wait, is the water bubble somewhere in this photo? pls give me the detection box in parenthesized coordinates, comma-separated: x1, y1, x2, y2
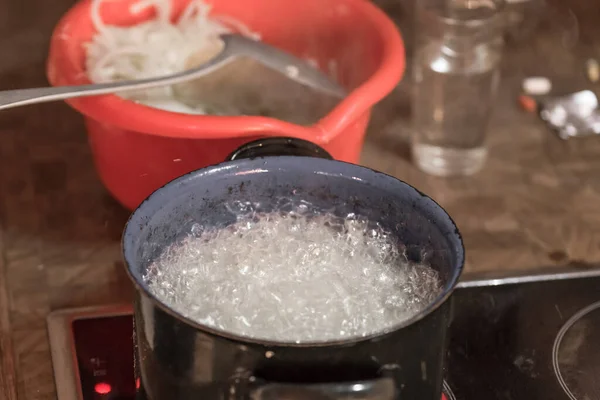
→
(190, 223, 203, 237)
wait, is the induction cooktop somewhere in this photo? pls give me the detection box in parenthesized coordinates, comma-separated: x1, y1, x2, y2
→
(48, 268, 600, 400)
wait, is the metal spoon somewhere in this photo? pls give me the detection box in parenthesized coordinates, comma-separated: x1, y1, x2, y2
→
(0, 34, 346, 111)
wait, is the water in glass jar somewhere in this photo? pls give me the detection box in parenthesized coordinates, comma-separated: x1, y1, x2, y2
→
(412, 40, 501, 176)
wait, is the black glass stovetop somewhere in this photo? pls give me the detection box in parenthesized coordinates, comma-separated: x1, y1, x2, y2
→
(48, 270, 600, 400)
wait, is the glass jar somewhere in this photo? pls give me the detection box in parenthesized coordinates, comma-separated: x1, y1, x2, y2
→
(411, 0, 506, 177)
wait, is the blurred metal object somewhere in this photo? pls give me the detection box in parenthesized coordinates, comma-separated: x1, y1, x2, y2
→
(540, 90, 600, 139)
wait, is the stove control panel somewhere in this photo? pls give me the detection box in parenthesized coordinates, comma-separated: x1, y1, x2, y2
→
(72, 316, 135, 400)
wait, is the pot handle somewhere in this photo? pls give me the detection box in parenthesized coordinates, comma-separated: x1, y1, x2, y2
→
(225, 137, 333, 161)
(250, 377, 396, 400)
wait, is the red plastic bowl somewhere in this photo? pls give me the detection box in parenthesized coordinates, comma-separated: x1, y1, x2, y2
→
(47, 0, 405, 210)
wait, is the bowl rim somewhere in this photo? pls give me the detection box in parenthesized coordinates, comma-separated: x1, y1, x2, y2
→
(46, 0, 405, 143)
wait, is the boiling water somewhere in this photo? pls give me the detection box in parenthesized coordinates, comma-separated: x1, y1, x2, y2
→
(144, 203, 442, 342)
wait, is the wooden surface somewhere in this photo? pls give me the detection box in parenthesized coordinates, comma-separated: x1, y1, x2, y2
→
(1, 0, 600, 398)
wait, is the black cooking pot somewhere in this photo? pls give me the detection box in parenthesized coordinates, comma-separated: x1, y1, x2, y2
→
(122, 138, 464, 400)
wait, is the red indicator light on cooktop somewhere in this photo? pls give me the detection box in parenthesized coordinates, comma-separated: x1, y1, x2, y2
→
(94, 382, 112, 395)
(442, 394, 448, 400)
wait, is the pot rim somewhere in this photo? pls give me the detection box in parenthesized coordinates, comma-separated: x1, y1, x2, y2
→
(122, 156, 465, 347)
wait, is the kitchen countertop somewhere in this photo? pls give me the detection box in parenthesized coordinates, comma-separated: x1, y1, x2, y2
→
(1, 0, 600, 398)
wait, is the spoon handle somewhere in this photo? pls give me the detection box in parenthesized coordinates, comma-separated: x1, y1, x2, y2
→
(0, 49, 238, 111)
(0, 74, 194, 111)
